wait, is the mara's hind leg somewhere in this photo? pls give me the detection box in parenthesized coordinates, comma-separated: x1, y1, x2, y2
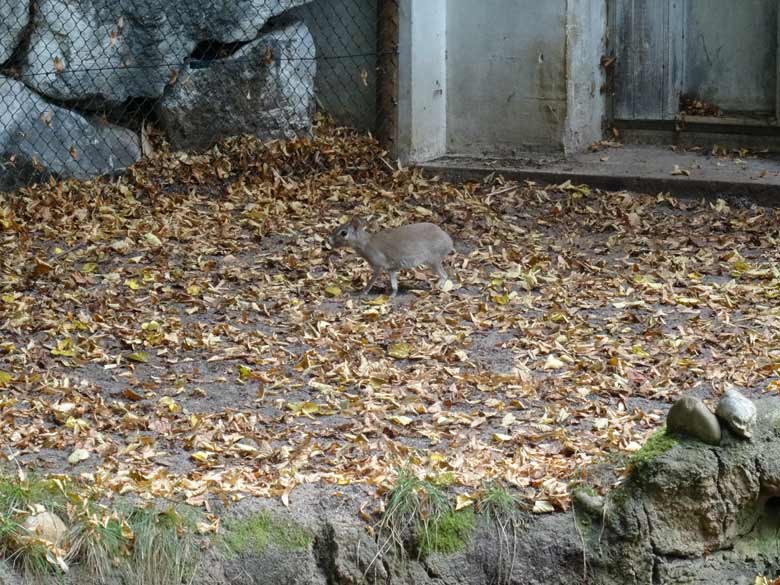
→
(430, 261, 449, 289)
(389, 272, 399, 297)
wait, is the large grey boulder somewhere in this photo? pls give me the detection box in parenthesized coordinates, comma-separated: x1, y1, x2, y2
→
(20, 0, 312, 104)
(0, 77, 140, 189)
(0, 0, 29, 65)
(159, 21, 316, 152)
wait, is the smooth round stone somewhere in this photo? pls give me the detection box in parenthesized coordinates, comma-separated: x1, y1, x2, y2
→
(716, 387, 757, 440)
(667, 396, 722, 445)
(20, 507, 68, 546)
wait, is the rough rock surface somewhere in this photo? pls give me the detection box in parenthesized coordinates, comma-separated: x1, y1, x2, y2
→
(666, 395, 722, 445)
(21, 0, 312, 103)
(0, 77, 140, 189)
(11, 401, 780, 585)
(159, 20, 316, 152)
(0, 0, 29, 65)
(579, 397, 780, 584)
(0, 561, 21, 585)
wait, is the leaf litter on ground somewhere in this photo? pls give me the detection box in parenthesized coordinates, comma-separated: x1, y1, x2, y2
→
(0, 122, 779, 514)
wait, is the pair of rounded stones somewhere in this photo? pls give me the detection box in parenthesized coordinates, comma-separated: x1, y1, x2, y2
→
(667, 388, 757, 445)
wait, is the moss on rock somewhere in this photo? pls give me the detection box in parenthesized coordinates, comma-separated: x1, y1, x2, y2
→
(629, 425, 678, 470)
(222, 511, 313, 557)
(418, 509, 475, 558)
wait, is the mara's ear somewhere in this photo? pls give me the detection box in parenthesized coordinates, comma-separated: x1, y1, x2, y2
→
(350, 217, 367, 230)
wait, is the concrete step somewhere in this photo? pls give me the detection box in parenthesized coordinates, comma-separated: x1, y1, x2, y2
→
(418, 144, 780, 204)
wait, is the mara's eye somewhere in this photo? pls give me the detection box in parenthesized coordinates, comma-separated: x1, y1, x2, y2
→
(339, 229, 348, 237)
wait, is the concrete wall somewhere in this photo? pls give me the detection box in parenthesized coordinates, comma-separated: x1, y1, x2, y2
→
(292, 0, 378, 131)
(685, 0, 777, 114)
(445, 0, 569, 155)
(395, 0, 606, 162)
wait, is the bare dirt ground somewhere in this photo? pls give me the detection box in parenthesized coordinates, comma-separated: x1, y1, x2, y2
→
(1, 127, 779, 513)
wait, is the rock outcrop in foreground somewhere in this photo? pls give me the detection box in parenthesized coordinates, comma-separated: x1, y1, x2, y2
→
(3, 398, 778, 585)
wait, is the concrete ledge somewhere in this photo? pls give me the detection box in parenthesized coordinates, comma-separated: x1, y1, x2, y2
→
(418, 144, 780, 205)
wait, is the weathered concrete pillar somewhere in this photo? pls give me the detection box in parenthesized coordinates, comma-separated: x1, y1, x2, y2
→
(396, 0, 447, 164)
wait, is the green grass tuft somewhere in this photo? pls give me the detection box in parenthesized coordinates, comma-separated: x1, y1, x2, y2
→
(479, 483, 519, 518)
(0, 474, 71, 581)
(69, 507, 130, 583)
(0, 473, 205, 585)
(377, 468, 472, 561)
(222, 511, 312, 556)
(118, 505, 200, 585)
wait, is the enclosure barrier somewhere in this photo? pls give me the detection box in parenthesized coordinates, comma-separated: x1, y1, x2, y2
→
(0, 0, 398, 190)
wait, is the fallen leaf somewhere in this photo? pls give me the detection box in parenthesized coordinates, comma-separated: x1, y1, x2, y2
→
(391, 415, 413, 426)
(324, 285, 342, 298)
(388, 343, 411, 359)
(67, 449, 90, 465)
(533, 500, 555, 514)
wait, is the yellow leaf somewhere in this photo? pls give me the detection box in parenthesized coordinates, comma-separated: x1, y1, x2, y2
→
(521, 271, 539, 291)
(141, 320, 161, 331)
(533, 500, 555, 514)
(186, 284, 202, 296)
(158, 396, 179, 413)
(363, 295, 389, 306)
(144, 232, 162, 247)
(0, 371, 12, 385)
(543, 355, 565, 370)
(492, 432, 513, 443)
(191, 451, 211, 463)
(391, 415, 413, 426)
(324, 285, 342, 298)
(440, 279, 454, 292)
(51, 338, 77, 357)
(127, 351, 148, 363)
(238, 365, 253, 380)
(67, 449, 90, 465)
(124, 278, 141, 290)
(288, 401, 320, 416)
(674, 296, 699, 306)
(81, 262, 97, 273)
(1, 294, 15, 303)
(765, 380, 780, 393)
(65, 417, 89, 432)
(388, 342, 411, 359)
(492, 293, 510, 306)
(455, 494, 474, 511)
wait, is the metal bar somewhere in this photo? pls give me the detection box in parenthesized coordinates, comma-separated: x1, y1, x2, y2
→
(376, 0, 399, 157)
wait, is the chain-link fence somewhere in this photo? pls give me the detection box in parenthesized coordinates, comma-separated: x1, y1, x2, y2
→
(0, 0, 398, 191)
